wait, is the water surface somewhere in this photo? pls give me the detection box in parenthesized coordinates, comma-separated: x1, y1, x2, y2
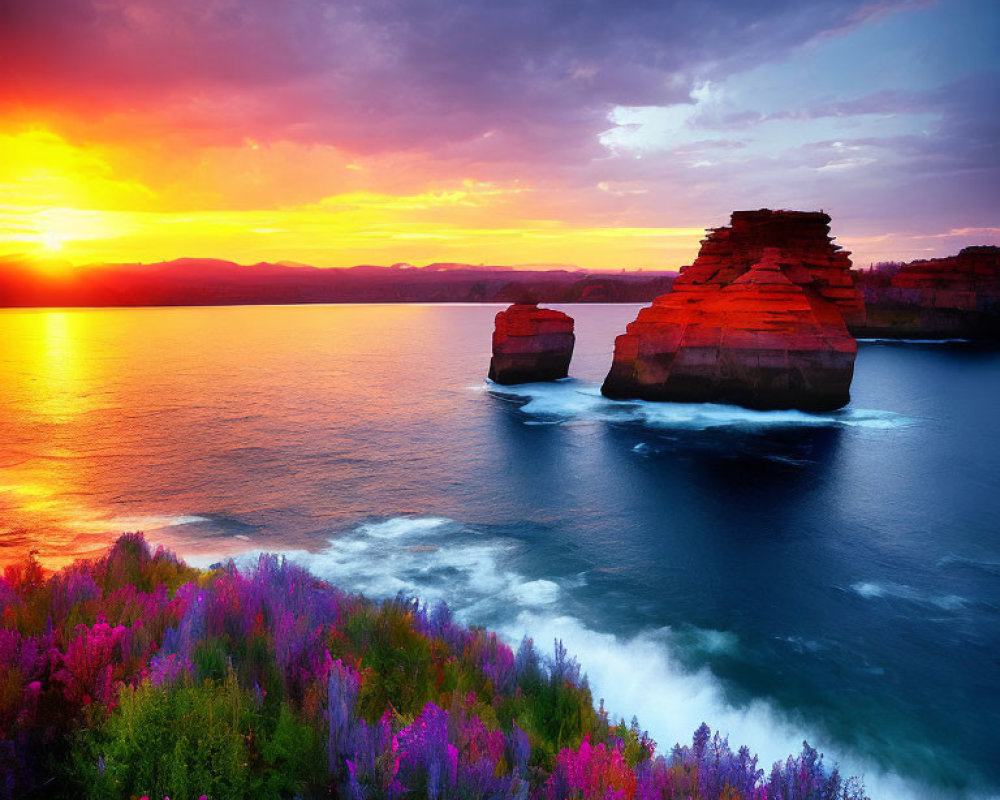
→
(1, 304, 998, 799)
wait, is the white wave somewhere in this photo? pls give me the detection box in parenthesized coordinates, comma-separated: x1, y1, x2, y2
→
(180, 516, 959, 800)
(852, 582, 887, 599)
(486, 380, 913, 431)
(851, 581, 967, 611)
(510, 578, 560, 606)
(506, 613, 963, 800)
(188, 516, 519, 615)
(110, 514, 211, 530)
(355, 517, 452, 540)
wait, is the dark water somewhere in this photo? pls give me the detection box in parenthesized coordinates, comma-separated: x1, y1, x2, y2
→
(1, 304, 998, 799)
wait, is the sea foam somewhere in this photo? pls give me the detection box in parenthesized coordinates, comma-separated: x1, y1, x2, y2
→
(850, 581, 968, 611)
(486, 380, 914, 431)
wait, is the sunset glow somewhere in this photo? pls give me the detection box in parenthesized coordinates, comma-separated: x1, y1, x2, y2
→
(1, 0, 997, 269)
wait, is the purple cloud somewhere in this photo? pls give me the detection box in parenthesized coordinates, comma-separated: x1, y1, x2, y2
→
(0, 0, 930, 157)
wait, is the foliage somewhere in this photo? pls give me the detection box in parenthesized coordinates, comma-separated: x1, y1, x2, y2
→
(68, 671, 324, 800)
(0, 534, 870, 800)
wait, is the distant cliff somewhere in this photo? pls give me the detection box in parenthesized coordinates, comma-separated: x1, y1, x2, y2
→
(852, 246, 1000, 339)
(0, 256, 675, 307)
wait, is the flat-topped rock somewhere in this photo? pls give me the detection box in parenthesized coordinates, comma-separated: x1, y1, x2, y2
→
(676, 209, 864, 325)
(488, 303, 575, 384)
(602, 211, 861, 411)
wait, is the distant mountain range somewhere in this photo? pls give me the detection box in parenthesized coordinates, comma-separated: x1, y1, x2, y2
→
(0, 256, 677, 307)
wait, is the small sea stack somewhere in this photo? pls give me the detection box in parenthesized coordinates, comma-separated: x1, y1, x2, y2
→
(488, 302, 575, 384)
(602, 209, 861, 411)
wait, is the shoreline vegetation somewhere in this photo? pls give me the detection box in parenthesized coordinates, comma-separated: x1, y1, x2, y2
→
(1, 534, 869, 800)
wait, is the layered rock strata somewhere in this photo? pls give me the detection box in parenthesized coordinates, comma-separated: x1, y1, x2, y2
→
(488, 303, 575, 384)
(854, 246, 1000, 339)
(602, 210, 860, 410)
(674, 209, 864, 325)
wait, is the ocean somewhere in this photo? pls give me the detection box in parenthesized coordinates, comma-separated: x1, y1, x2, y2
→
(1, 303, 998, 799)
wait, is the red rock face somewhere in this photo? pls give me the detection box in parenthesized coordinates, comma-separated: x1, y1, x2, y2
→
(677, 210, 864, 325)
(489, 303, 575, 384)
(890, 246, 1000, 291)
(603, 211, 861, 411)
(855, 246, 1000, 339)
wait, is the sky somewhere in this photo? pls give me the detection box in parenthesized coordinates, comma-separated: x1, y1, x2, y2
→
(0, 0, 997, 270)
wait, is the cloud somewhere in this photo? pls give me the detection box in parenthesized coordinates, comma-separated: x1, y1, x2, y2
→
(0, 0, 927, 158)
(840, 226, 1000, 265)
(0, 0, 995, 267)
(927, 227, 1000, 239)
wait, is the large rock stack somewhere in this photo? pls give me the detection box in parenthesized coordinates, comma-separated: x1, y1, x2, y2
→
(488, 303, 575, 384)
(855, 246, 1000, 339)
(602, 210, 861, 411)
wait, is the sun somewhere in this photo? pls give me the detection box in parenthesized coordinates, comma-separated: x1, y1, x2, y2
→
(40, 231, 65, 251)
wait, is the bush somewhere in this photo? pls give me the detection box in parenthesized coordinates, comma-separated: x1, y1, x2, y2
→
(68, 671, 324, 800)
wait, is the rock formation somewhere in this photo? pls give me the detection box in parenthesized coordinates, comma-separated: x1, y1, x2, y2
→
(489, 303, 575, 384)
(853, 246, 1000, 339)
(672, 209, 865, 324)
(602, 210, 861, 411)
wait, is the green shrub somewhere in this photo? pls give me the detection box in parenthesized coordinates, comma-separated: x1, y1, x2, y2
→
(345, 602, 436, 722)
(67, 672, 324, 800)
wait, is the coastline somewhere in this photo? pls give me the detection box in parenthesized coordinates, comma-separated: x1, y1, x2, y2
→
(1, 533, 870, 800)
